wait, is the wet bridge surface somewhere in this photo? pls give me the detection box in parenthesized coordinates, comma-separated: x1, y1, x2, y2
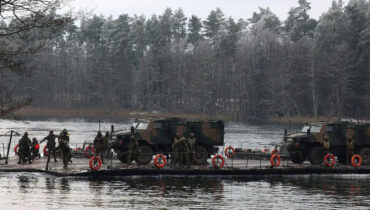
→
(0, 156, 369, 177)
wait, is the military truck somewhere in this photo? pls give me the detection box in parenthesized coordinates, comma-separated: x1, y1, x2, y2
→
(111, 118, 224, 164)
(285, 121, 370, 165)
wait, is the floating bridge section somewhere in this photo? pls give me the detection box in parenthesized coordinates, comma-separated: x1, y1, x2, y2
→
(0, 156, 369, 177)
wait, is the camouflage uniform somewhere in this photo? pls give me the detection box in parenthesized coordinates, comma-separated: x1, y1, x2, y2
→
(179, 137, 191, 167)
(94, 131, 106, 164)
(171, 136, 181, 165)
(346, 138, 354, 164)
(40, 131, 58, 162)
(18, 132, 32, 164)
(31, 138, 41, 159)
(188, 133, 198, 163)
(59, 139, 71, 169)
(59, 129, 70, 143)
(103, 131, 110, 158)
(128, 135, 139, 165)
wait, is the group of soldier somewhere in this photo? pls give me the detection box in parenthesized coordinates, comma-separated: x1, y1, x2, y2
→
(124, 127, 199, 167)
(17, 129, 72, 169)
(172, 132, 197, 167)
(93, 131, 110, 164)
(323, 136, 355, 164)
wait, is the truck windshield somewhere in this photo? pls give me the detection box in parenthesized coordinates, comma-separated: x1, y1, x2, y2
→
(136, 122, 149, 130)
(300, 125, 321, 133)
(131, 122, 138, 129)
(300, 126, 310, 133)
(310, 126, 321, 133)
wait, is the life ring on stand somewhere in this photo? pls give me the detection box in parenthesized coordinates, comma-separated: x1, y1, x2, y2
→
(323, 153, 335, 167)
(74, 147, 82, 152)
(35, 144, 40, 149)
(89, 156, 102, 170)
(154, 154, 167, 168)
(43, 145, 48, 156)
(270, 154, 281, 167)
(212, 154, 225, 168)
(351, 154, 362, 168)
(224, 146, 235, 159)
(14, 144, 19, 155)
(84, 145, 95, 158)
(271, 148, 279, 155)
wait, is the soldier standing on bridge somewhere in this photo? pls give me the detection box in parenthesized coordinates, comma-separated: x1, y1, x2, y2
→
(188, 133, 198, 163)
(323, 136, 330, 154)
(171, 132, 182, 166)
(18, 132, 32, 164)
(103, 131, 110, 159)
(127, 128, 139, 165)
(59, 138, 71, 169)
(94, 131, 106, 164)
(41, 130, 58, 162)
(346, 138, 354, 164)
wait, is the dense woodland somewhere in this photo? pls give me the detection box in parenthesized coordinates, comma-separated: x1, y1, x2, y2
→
(1, 0, 369, 120)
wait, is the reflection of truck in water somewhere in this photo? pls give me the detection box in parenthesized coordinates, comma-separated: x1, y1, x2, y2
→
(111, 118, 224, 164)
(285, 121, 370, 165)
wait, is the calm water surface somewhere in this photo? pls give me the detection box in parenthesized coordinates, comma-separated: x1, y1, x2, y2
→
(0, 119, 367, 209)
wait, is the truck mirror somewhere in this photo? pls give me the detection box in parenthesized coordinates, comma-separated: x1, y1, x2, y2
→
(307, 128, 311, 135)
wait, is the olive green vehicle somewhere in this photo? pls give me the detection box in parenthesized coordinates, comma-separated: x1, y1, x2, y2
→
(111, 118, 224, 164)
(285, 121, 370, 165)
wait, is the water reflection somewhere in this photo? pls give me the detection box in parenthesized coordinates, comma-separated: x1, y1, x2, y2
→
(60, 177, 70, 192)
(0, 173, 369, 209)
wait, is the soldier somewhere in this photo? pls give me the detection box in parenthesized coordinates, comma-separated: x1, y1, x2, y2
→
(94, 131, 106, 164)
(18, 132, 32, 164)
(59, 129, 70, 143)
(40, 130, 58, 162)
(188, 133, 198, 163)
(127, 132, 139, 165)
(323, 137, 330, 154)
(59, 139, 72, 169)
(171, 132, 182, 166)
(346, 138, 354, 164)
(31, 138, 41, 159)
(179, 137, 191, 168)
(103, 131, 110, 158)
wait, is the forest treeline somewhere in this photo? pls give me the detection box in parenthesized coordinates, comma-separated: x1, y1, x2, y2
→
(4, 0, 370, 120)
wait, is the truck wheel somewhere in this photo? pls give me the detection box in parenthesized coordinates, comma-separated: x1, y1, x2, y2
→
(194, 146, 208, 165)
(308, 146, 324, 165)
(360, 147, 370, 165)
(117, 152, 128, 163)
(289, 151, 305, 163)
(137, 145, 153, 164)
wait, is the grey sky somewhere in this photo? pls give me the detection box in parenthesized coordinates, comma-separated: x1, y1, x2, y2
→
(72, 0, 344, 21)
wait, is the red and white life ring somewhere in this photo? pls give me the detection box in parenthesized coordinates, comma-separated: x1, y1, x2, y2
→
(324, 153, 335, 167)
(351, 154, 362, 168)
(14, 144, 19, 155)
(212, 154, 225, 168)
(89, 156, 102, 170)
(84, 145, 95, 158)
(43, 145, 48, 156)
(224, 146, 236, 159)
(270, 154, 281, 167)
(154, 154, 167, 168)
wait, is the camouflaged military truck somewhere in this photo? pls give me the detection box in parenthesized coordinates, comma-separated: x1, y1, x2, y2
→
(285, 121, 370, 165)
(111, 118, 224, 164)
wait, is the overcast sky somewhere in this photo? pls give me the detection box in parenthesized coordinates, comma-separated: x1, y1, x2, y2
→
(72, 0, 347, 21)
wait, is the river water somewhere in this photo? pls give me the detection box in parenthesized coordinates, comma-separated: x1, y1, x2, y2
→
(0, 119, 369, 209)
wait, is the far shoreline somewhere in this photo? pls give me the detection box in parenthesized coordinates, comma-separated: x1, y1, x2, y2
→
(6, 107, 350, 125)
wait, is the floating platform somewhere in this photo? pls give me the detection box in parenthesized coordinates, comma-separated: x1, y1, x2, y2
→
(0, 156, 369, 177)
